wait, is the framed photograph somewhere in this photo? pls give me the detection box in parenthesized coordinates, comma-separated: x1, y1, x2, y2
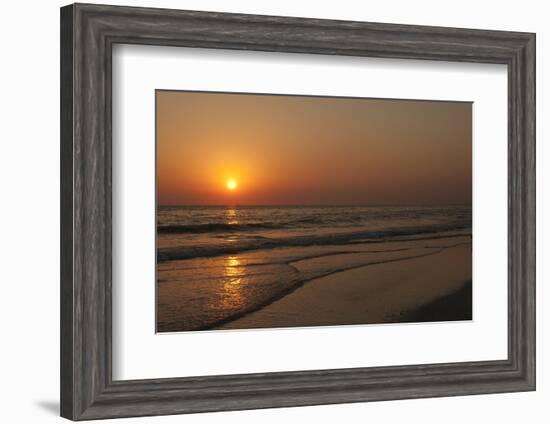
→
(60, 3, 535, 420)
(155, 91, 474, 333)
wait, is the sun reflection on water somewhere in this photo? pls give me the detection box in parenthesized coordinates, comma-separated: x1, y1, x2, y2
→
(226, 207, 238, 225)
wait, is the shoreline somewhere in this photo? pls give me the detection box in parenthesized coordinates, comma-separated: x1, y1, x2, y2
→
(157, 243, 455, 332)
(217, 242, 472, 330)
(185, 246, 458, 332)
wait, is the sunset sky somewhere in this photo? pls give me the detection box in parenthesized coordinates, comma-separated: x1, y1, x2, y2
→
(156, 91, 471, 206)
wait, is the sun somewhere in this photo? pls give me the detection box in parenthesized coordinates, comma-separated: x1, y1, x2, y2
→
(226, 179, 237, 191)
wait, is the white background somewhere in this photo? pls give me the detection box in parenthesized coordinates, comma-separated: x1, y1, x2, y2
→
(113, 45, 508, 380)
(0, 0, 547, 423)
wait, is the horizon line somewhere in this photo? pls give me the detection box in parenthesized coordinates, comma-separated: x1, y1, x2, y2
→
(157, 203, 473, 208)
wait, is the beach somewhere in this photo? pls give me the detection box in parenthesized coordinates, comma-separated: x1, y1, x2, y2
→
(156, 205, 472, 332)
(219, 239, 471, 330)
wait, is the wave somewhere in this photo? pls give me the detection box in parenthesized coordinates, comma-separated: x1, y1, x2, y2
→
(157, 222, 471, 262)
(156, 215, 351, 234)
(158, 222, 286, 234)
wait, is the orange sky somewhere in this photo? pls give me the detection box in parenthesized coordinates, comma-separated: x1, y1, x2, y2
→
(156, 91, 471, 206)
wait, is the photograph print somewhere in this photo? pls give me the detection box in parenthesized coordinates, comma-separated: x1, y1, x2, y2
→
(156, 90, 472, 333)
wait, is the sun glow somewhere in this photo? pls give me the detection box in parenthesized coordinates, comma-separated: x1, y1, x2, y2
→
(226, 180, 237, 191)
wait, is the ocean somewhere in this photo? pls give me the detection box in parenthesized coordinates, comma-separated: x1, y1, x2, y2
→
(156, 205, 472, 332)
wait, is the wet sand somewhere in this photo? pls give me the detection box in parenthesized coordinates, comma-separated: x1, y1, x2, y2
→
(218, 242, 472, 330)
(402, 280, 472, 323)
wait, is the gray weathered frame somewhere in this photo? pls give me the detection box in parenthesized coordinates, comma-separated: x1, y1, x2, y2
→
(60, 3, 536, 421)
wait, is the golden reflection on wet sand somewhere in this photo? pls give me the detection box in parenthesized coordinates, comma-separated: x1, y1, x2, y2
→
(219, 256, 246, 311)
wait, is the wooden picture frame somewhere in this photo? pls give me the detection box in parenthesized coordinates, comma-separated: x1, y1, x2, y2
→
(60, 3, 535, 420)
